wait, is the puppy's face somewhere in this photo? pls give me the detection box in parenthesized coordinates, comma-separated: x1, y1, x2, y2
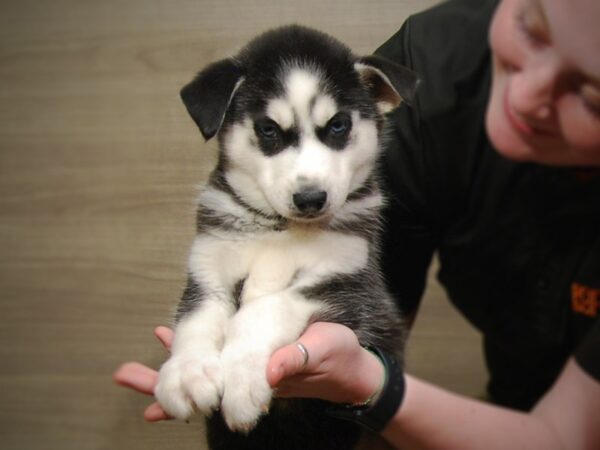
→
(181, 26, 419, 224)
(222, 67, 380, 222)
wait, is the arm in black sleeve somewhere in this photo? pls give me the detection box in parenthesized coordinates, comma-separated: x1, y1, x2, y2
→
(379, 105, 438, 319)
(575, 318, 600, 382)
(375, 17, 440, 318)
(375, 0, 497, 317)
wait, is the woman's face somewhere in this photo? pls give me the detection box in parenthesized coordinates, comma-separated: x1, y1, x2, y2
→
(486, 0, 600, 166)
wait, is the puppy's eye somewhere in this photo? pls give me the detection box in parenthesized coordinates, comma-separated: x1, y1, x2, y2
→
(254, 120, 280, 140)
(327, 114, 351, 136)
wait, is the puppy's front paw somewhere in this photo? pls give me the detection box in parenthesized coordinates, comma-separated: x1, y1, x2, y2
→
(220, 352, 273, 433)
(155, 353, 223, 420)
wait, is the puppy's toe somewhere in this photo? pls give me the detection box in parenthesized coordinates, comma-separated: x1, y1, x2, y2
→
(155, 360, 194, 420)
(221, 362, 273, 432)
(155, 354, 223, 420)
(182, 356, 223, 415)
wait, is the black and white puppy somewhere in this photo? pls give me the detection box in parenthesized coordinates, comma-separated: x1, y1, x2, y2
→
(155, 25, 418, 450)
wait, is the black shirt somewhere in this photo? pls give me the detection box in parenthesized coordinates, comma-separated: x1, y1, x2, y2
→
(376, 0, 600, 410)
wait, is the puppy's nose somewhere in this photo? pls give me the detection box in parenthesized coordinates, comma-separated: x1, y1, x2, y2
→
(292, 190, 327, 214)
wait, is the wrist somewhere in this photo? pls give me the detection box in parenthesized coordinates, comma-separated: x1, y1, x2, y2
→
(351, 347, 386, 406)
(328, 346, 406, 433)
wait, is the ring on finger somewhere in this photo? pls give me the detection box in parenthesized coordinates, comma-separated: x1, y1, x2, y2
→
(295, 342, 309, 368)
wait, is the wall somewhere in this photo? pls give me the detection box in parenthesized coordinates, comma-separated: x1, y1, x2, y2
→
(0, 1, 485, 449)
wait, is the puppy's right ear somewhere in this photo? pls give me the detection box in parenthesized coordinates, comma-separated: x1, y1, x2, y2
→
(180, 59, 245, 141)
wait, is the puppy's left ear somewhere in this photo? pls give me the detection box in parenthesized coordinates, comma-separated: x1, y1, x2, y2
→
(355, 55, 420, 113)
(180, 58, 245, 141)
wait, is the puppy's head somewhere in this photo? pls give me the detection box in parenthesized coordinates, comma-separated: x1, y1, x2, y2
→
(182, 25, 418, 222)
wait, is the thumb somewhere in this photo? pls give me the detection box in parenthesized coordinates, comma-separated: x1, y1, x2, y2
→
(266, 341, 309, 388)
(266, 322, 344, 388)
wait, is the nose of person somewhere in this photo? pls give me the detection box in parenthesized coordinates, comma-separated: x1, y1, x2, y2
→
(510, 60, 557, 122)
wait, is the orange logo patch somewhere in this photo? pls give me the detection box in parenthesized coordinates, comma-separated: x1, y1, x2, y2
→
(571, 283, 600, 318)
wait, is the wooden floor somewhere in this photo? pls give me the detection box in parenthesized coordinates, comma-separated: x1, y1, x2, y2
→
(0, 1, 486, 448)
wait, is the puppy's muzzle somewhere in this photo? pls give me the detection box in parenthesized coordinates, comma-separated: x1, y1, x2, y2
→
(292, 189, 328, 216)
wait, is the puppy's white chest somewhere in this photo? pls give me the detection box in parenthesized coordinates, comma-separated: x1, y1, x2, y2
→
(188, 228, 369, 302)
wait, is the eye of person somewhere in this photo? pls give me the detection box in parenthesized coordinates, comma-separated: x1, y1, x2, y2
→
(580, 83, 600, 116)
(516, 8, 549, 47)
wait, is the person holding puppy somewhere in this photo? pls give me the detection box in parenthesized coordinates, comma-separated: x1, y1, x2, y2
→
(115, 0, 600, 448)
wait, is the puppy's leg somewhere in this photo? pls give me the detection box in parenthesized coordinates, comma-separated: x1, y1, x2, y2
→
(220, 291, 321, 432)
(155, 277, 235, 420)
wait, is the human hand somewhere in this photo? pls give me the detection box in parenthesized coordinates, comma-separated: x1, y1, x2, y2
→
(114, 322, 384, 422)
(267, 322, 384, 405)
(113, 326, 173, 422)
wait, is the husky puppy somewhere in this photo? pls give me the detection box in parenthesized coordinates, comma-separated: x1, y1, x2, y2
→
(155, 25, 418, 450)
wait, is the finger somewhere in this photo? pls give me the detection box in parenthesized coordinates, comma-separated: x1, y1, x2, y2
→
(267, 343, 307, 387)
(113, 362, 158, 395)
(154, 326, 174, 351)
(144, 401, 172, 422)
(266, 324, 332, 387)
(272, 375, 319, 399)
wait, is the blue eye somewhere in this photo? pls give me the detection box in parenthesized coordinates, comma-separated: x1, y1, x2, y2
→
(255, 120, 280, 139)
(328, 114, 351, 136)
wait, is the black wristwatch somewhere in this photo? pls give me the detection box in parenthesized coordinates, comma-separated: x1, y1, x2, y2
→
(327, 346, 405, 433)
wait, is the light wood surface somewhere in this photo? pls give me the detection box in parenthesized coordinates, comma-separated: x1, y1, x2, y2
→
(0, 1, 486, 449)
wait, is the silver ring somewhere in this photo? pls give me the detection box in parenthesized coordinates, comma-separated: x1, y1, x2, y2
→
(296, 342, 309, 368)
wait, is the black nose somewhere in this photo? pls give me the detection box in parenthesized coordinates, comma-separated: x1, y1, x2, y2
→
(292, 190, 328, 214)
